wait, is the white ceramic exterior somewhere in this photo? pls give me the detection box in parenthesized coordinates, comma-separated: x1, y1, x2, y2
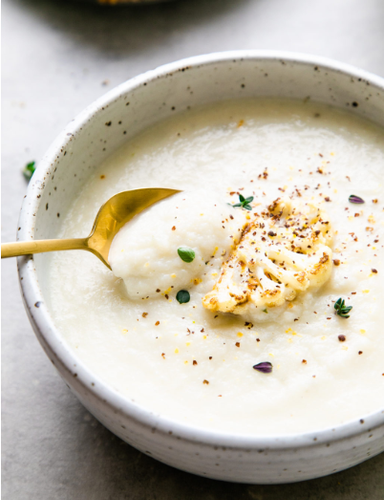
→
(17, 51, 384, 484)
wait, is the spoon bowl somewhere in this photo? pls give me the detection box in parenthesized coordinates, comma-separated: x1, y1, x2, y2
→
(1, 187, 180, 268)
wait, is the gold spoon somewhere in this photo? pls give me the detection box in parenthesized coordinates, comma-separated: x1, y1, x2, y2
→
(1, 187, 180, 270)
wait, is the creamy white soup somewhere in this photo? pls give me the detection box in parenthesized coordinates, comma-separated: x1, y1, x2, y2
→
(48, 99, 384, 435)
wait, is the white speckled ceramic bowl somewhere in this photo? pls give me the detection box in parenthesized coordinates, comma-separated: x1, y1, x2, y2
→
(18, 51, 384, 484)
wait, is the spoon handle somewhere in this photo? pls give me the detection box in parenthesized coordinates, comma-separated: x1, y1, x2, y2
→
(1, 238, 88, 258)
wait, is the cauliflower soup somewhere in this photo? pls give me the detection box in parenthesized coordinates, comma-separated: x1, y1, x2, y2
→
(48, 98, 384, 435)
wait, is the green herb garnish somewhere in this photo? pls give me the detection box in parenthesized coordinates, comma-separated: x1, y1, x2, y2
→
(177, 246, 195, 263)
(262, 308, 268, 313)
(176, 290, 190, 304)
(334, 298, 353, 318)
(233, 194, 254, 211)
(22, 161, 36, 181)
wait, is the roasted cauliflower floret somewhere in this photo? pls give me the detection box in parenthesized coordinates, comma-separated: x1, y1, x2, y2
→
(202, 198, 333, 316)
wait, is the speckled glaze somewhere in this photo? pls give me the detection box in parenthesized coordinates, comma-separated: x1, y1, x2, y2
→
(17, 52, 384, 484)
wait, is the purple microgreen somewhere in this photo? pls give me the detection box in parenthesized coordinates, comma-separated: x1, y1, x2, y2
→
(253, 361, 273, 374)
(348, 194, 365, 204)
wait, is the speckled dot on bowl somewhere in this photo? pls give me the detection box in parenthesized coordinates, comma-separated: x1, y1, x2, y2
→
(17, 51, 384, 484)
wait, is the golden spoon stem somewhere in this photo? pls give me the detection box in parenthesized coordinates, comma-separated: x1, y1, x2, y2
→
(1, 238, 89, 258)
(2, 187, 180, 269)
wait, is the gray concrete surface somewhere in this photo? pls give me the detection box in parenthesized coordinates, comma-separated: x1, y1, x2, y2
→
(2, 0, 384, 498)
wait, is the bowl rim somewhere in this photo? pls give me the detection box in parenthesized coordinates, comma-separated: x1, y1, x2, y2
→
(18, 50, 384, 450)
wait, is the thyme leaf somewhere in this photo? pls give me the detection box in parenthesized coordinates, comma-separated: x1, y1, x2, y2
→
(233, 194, 254, 211)
(22, 161, 36, 181)
(334, 297, 353, 318)
(176, 290, 190, 304)
(177, 246, 195, 263)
